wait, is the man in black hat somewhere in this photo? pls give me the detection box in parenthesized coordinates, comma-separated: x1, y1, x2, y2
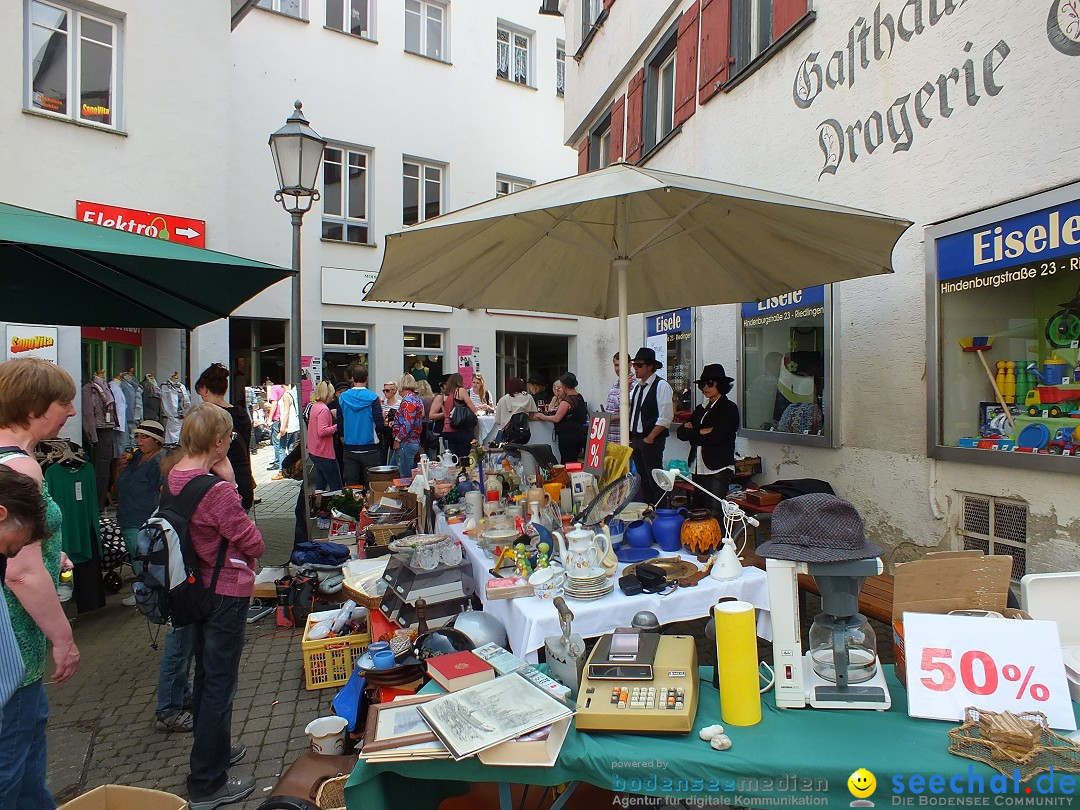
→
(628, 347, 674, 504)
(526, 373, 550, 410)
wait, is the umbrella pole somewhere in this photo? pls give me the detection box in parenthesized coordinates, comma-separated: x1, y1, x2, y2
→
(616, 258, 630, 447)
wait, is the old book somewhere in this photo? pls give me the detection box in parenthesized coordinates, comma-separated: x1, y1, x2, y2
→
(426, 650, 495, 692)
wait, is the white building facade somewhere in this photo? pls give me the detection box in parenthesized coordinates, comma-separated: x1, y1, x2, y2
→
(563, 0, 1080, 571)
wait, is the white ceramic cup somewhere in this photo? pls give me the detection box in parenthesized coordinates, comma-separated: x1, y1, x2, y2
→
(464, 490, 484, 519)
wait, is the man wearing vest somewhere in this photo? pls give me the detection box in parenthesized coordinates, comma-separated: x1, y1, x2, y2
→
(628, 347, 674, 505)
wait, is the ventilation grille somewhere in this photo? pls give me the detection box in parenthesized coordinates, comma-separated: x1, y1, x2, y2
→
(959, 494, 1028, 583)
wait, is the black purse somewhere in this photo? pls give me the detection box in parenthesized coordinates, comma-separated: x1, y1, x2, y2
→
(448, 392, 477, 431)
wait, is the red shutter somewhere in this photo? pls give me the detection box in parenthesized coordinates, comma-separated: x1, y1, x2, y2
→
(603, 0, 616, 8)
(625, 69, 645, 163)
(673, 1, 700, 127)
(609, 94, 626, 163)
(772, 0, 807, 41)
(698, 0, 731, 105)
(578, 136, 590, 174)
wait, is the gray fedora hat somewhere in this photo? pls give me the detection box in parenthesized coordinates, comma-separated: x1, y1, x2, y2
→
(756, 493, 881, 563)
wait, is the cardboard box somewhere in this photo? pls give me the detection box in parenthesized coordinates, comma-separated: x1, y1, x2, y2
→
(892, 551, 1029, 686)
(60, 785, 187, 810)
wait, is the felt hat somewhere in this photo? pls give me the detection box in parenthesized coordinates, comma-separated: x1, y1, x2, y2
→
(694, 364, 734, 384)
(133, 420, 165, 443)
(526, 373, 548, 386)
(632, 347, 663, 370)
(756, 493, 881, 563)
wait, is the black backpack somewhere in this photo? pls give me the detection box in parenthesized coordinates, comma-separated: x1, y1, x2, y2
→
(133, 474, 228, 627)
(503, 411, 532, 445)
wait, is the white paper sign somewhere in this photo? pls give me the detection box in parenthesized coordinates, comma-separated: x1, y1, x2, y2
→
(6, 324, 58, 363)
(903, 612, 1076, 730)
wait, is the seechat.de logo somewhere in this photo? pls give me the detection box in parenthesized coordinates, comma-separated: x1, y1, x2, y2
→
(849, 768, 877, 807)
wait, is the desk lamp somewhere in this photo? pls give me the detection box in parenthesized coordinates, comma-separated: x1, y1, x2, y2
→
(651, 467, 758, 581)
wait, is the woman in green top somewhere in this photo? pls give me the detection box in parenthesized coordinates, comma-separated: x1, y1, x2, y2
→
(0, 358, 81, 810)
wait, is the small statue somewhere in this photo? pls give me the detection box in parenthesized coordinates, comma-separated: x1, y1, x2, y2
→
(536, 541, 550, 569)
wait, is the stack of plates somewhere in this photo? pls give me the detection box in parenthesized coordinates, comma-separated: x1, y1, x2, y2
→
(564, 570, 614, 601)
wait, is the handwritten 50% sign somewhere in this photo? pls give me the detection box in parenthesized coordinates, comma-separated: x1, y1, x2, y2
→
(903, 613, 1077, 730)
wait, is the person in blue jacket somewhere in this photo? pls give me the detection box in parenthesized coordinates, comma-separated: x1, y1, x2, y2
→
(337, 364, 383, 486)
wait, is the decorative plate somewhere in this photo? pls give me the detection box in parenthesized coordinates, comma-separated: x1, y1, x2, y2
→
(623, 557, 698, 580)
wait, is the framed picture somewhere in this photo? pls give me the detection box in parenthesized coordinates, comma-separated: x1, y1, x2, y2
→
(361, 694, 440, 754)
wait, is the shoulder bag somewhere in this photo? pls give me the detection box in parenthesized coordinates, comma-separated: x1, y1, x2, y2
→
(448, 391, 478, 431)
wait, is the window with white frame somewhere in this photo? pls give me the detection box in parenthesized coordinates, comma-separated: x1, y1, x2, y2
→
(256, 0, 308, 19)
(26, 0, 122, 128)
(580, 0, 603, 41)
(730, 0, 775, 76)
(403, 330, 445, 381)
(403, 159, 443, 226)
(588, 112, 612, 170)
(405, 0, 447, 61)
(655, 51, 676, 142)
(322, 324, 369, 385)
(323, 145, 372, 244)
(642, 26, 678, 153)
(326, 0, 373, 37)
(496, 175, 533, 197)
(496, 24, 531, 86)
(556, 40, 565, 97)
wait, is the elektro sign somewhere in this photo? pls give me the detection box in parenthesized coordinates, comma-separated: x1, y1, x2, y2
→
(76, 201, 206, 248)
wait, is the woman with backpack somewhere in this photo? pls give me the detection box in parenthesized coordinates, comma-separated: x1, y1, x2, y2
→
(531, 372, 589, 463)
(0, 358, 80, 810)
(429, 373, 478, 463)
(166, 403, 263, 810)
(493, 377, 537, 443)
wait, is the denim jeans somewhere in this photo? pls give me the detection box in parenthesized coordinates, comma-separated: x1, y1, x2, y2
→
(0, 679, 54, 810)
(121, 527, 142, 576)
(397, 442, 420, 478)
(188, 595, 248, 800)
(156, 624, 194, 717)
(270, 420, 282, 466)
(311, 454, 342, 491)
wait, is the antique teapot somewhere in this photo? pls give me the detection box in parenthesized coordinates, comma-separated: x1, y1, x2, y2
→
(554, 523, 613, 578)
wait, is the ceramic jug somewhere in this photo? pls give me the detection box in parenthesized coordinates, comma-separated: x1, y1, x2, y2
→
(596, 524, 619, 576)
(440, 451, 459, 467)
(554, 524, 613, 577)
(652, 508, 688, 552)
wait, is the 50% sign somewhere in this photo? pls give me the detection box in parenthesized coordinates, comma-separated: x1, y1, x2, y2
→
(903, 613, 1076, 730)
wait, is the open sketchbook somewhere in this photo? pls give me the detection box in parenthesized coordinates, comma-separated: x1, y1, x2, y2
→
(418, 671, 574, 761)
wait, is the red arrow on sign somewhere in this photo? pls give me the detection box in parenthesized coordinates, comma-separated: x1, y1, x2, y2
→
(76, 200, 206, 248)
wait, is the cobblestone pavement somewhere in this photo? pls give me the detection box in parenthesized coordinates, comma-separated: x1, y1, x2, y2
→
(47, 443, 322, 808)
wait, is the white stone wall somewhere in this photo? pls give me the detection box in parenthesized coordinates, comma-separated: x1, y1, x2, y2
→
(565, 0, 1080, 569)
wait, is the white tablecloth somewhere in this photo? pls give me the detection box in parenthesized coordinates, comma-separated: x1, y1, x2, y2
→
(476, 414, 497, 443)
(436, 515, 771, 662)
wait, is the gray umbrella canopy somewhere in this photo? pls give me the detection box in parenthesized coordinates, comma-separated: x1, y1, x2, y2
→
(368, 163, 912, 442)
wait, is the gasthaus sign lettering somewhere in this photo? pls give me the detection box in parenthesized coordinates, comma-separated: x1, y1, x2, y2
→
(76, 201, 206, 248)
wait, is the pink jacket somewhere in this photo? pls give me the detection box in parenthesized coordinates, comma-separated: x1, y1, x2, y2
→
(167, 469, 264, 597)
(306, 401, 336, 459)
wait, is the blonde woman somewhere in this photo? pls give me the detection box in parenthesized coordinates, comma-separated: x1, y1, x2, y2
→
(469, 374, 494, 414)
(307, 381, 341, 492)
(166, 403, 263, 809)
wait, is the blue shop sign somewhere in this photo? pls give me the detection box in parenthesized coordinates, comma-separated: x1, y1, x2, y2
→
(937, 198, 1080, 282)
(647, 307, 692, 336)
(740, 286, 825, 320)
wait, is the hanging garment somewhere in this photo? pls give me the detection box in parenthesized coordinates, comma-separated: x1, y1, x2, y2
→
(142, 374, 163, 423)
(160, 379, 190, 445)
(44, 461, 100, 565)
(108, 379, 128, 451)
(121, 372, 142, 445)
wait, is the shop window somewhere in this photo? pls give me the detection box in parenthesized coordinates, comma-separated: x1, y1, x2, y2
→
(323, 145, 372, 245)
(257, 0, 308, 19)
(497, 23, 532, 86)
(556, 40, 565, 97)
(403, 159, 443, 226)
(26, 0, 122, 129)
(405, 0, 447, 62)
(739, 285, 836, 446)
(326, 0, 373, 38)
(404, 330, 445, 386)
(322, 323, 370, 385)
(496, 174, 532, 197)
(929, 181, 1080, 469)
(645, 308, 695, 421)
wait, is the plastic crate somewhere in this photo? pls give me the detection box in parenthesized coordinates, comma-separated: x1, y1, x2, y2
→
(301, 612, 371, 691)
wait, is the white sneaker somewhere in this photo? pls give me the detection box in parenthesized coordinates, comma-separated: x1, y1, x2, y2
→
(122, 593, 137, 607)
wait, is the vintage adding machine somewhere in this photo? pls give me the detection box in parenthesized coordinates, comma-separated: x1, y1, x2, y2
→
(574, 628, 699, 733)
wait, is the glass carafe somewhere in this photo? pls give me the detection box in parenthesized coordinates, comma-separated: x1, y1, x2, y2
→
(808, 612, 879, 684)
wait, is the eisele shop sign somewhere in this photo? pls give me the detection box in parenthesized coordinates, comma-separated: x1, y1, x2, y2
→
(76, 201, 206, 248)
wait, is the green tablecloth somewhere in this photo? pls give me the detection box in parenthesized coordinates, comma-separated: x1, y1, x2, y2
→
(345, 668, 1080, 809)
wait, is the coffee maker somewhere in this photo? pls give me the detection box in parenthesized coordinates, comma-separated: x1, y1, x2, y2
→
(766, 557, 891, 710)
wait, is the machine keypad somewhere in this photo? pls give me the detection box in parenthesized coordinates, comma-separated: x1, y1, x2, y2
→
(607, 685, 684, 709)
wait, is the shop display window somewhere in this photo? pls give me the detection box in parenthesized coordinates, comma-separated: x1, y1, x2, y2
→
(738, 285, 837, 446)
(322, 324, 369, 385)
(929, 182, 1080, 467)
(645, 308, 695, 421)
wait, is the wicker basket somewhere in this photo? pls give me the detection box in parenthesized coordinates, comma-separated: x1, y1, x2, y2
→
(368, 521, 416, 546)
(315, 774, 348, 810)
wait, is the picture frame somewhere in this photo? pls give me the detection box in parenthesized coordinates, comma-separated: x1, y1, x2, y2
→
(361, 694, 440, 754)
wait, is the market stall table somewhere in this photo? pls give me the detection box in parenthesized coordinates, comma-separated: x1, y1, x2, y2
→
(476, 414, 497, 444)
(436, 515, 771, 661)
(344, 669, 1080, 810)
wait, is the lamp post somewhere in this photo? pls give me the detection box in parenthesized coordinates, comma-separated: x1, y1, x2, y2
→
(270, 100, 326, 536)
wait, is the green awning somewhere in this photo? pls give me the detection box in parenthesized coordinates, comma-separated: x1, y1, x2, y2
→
(0, 202, 294, 329)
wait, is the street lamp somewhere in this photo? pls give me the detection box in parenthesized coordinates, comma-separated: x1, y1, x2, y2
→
(270, 100, 326, 538)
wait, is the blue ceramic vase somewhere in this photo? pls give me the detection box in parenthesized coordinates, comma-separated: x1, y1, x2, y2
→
(652, 508, 687, 552)
(624, 519, 654, 549)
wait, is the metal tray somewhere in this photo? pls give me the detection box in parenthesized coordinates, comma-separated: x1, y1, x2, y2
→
(623, 557, 698, 580)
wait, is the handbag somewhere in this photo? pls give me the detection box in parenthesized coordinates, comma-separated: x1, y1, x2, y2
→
(281, 443, 305, 480)
(448, 392, 478, 431)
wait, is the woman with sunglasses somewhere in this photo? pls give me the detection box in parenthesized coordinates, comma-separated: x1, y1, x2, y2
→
(677, 364, 740, 512)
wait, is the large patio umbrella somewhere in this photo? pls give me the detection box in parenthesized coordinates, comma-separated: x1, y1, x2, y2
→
(367, 164, 912, 443)
(0, 201, 293, 329)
